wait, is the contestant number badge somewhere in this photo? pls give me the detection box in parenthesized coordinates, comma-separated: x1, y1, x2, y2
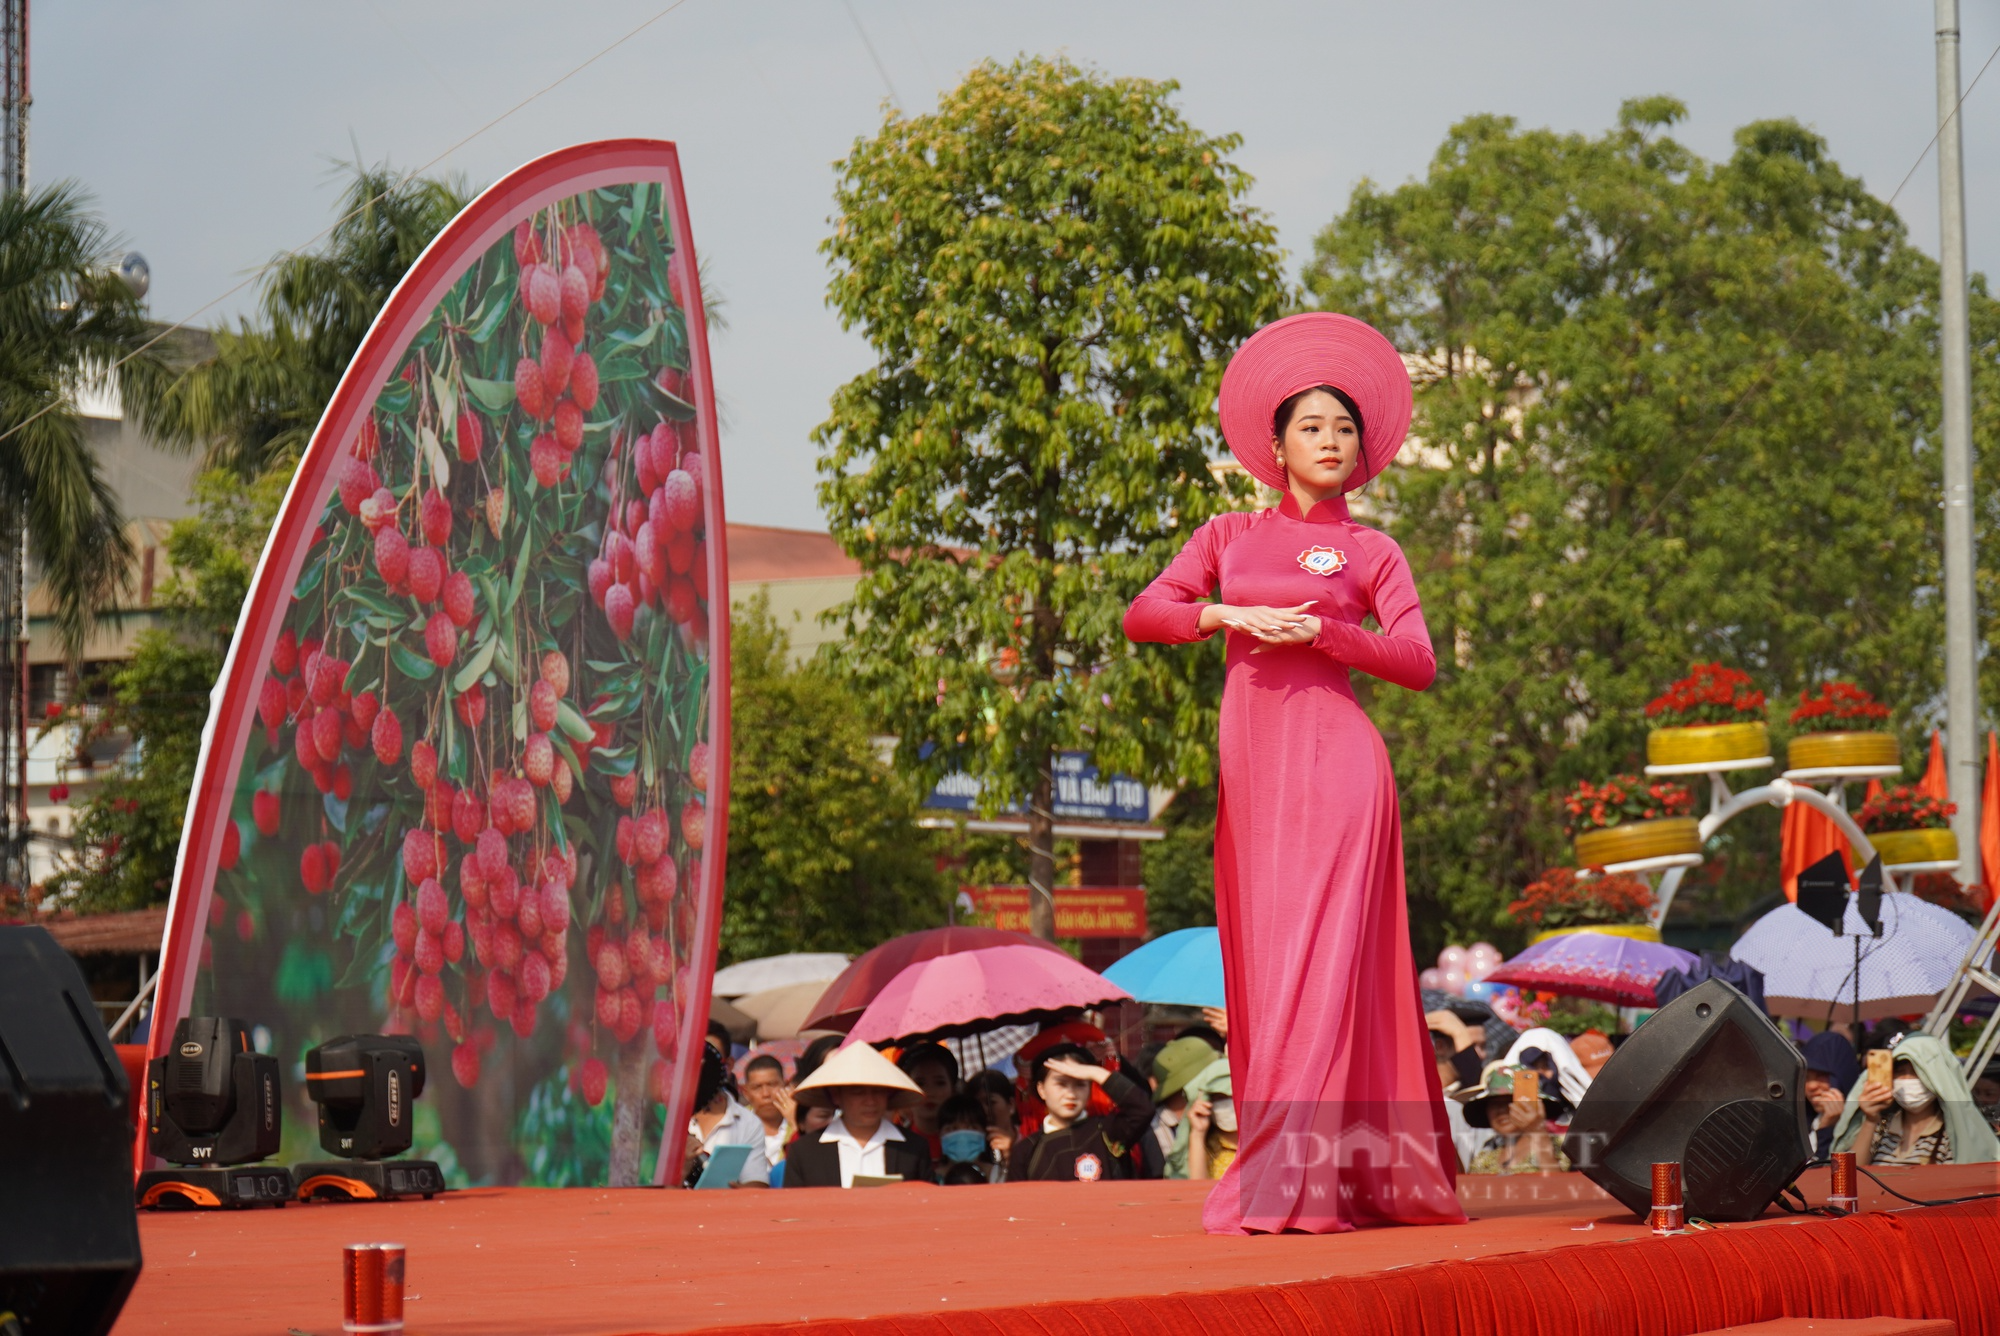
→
(1073, 1153, 1103, 1182)
(1297, 545, 1346, 576)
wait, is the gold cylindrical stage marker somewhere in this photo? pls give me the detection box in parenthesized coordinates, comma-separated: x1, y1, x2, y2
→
(343, 1242, 406, 1334)
(1828, 1151, 1859, 1214)
(1649, 1161, 1684, 1234)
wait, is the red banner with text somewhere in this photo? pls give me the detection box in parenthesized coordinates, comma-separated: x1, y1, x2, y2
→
(963, 886, 1146, 938)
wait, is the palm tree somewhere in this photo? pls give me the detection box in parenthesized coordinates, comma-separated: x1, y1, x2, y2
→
(0, 183, 158, 658)
(126, 163, 470, 478)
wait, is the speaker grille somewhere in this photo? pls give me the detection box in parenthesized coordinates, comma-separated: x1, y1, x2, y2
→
(1685, 1099, 1797, 1219)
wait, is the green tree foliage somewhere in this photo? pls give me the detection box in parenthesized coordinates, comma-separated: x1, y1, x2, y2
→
(721, 596, 949, 960)
(46, 469, 286, 910)
(0, 183, 161, 656)
(815, 56, 1288, 936)
(1305, 100, 2000, 954)
(126, 165, 468, 478)
(1141, 784, 1218, 936)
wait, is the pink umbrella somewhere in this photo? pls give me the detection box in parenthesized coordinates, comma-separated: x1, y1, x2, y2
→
(844, 945, 1132, 1046)
(802, 926, 1066, 1033)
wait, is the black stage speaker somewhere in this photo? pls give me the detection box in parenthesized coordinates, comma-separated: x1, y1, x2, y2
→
(1563, 977, 1810, 1222)
(0, 926, 143, 1336)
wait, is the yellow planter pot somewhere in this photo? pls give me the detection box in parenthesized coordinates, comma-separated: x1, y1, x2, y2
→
(1787, 731, 1901, 772)
(1529, 923, 1664, 946)
(1865, 827, 1957, 868)
(1574, 816, 1703, 868)
(1647, 721, 1769, 767)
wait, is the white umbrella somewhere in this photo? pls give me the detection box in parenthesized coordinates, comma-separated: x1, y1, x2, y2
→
(733, 980, 842, 1042)
(709, 952, 850, 998)
(1731, 891, 1976, 1022)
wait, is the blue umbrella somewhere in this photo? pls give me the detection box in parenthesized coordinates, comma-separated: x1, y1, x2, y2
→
(1103, 927, 1224, 1007)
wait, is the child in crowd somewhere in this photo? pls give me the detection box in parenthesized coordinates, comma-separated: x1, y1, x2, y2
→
(934, 1092, 1005, 1183)
(1008, 1042, 1153, 1182)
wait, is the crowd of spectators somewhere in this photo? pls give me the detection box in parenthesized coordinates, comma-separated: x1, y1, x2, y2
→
(678, 1006, 2000, 1189)
(1430, 1009, 2000, 1174)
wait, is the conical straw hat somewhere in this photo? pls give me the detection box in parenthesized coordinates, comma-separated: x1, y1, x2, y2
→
(792, 1040, 923, 1110)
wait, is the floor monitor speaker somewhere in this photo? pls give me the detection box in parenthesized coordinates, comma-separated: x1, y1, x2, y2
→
(1562, 977, 1810, 1222)
(0, 926, 143, 1335)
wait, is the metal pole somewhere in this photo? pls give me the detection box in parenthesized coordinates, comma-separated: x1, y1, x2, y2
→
(0, 0, 20, 898)
(1936, 0, 1982, 887)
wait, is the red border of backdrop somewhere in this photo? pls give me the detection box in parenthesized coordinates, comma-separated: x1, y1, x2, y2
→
(140, 140, 731, 1187)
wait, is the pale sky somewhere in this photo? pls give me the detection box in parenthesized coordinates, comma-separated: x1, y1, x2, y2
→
(36, 1, 2000, 531)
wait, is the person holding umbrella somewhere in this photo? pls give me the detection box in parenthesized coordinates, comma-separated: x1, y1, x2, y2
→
(1124, 313, 1464, 1234)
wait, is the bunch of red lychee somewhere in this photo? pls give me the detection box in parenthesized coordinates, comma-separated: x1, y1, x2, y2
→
(513, 221, 605, 490)
(589, 421, 709, 643)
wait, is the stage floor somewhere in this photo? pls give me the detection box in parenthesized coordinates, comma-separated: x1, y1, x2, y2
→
(115, 1165, 1999, 1336)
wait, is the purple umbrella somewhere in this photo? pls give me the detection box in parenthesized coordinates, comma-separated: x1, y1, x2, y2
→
(844, 945, 1132, 1046)
(1484, 930, 1699, 1007)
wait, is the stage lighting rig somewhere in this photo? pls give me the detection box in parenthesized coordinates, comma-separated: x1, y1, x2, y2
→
(134, 1017, 291, 1209)
(292, 1035, 447, 1202)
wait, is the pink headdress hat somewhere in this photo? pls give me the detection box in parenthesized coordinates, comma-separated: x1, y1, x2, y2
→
(1217, 312, 1414, 493)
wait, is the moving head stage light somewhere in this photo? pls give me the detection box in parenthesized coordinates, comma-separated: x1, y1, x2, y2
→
(293, 1035, 446, 1202)
(135, 1017, 290, 1209)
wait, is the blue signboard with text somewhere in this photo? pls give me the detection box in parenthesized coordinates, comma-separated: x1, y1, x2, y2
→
(924, 751, 1150, 823)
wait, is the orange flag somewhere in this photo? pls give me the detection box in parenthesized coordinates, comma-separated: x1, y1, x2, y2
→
(1919, 730, 1948, 801)
(1781, 799, 1852, 903)
(1980, 732, 2000, 913)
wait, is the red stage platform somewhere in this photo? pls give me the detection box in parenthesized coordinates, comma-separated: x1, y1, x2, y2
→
(115, 1166, 1997, 1336)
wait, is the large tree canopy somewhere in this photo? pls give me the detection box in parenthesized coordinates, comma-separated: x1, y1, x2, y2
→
(815, 56, 1287, 934)
(1308, 99, 2000, 952)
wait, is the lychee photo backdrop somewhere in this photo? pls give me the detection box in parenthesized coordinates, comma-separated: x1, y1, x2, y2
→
(145, 141, 729, 1189)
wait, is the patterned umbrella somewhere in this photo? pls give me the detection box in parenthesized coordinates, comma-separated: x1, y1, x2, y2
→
(1484, 930, 1699, 1007)
(1730, 891, 1976, 1022)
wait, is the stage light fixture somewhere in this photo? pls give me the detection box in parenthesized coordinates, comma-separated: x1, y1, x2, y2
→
(134, 1016, 291, 1210)
(292, 1035, 447, 1202)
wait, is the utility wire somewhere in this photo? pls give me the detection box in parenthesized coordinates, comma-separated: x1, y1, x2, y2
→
(841, 0, 901, 110)
(1884, 35, 2000, 211)
(0, 0, 698, 450)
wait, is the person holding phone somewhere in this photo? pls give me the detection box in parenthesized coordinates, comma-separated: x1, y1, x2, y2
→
(1452, 1063, 1569, 1174)
(1834, 1033, 2000, 1167)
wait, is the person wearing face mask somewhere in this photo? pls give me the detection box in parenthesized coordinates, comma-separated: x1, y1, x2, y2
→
(933, 1093, 1004, 1183)
(1148, 1036, 1221, 1180)
(1832, 1032, 2000, 1167)
(1182, 1057, 1237, 1181)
